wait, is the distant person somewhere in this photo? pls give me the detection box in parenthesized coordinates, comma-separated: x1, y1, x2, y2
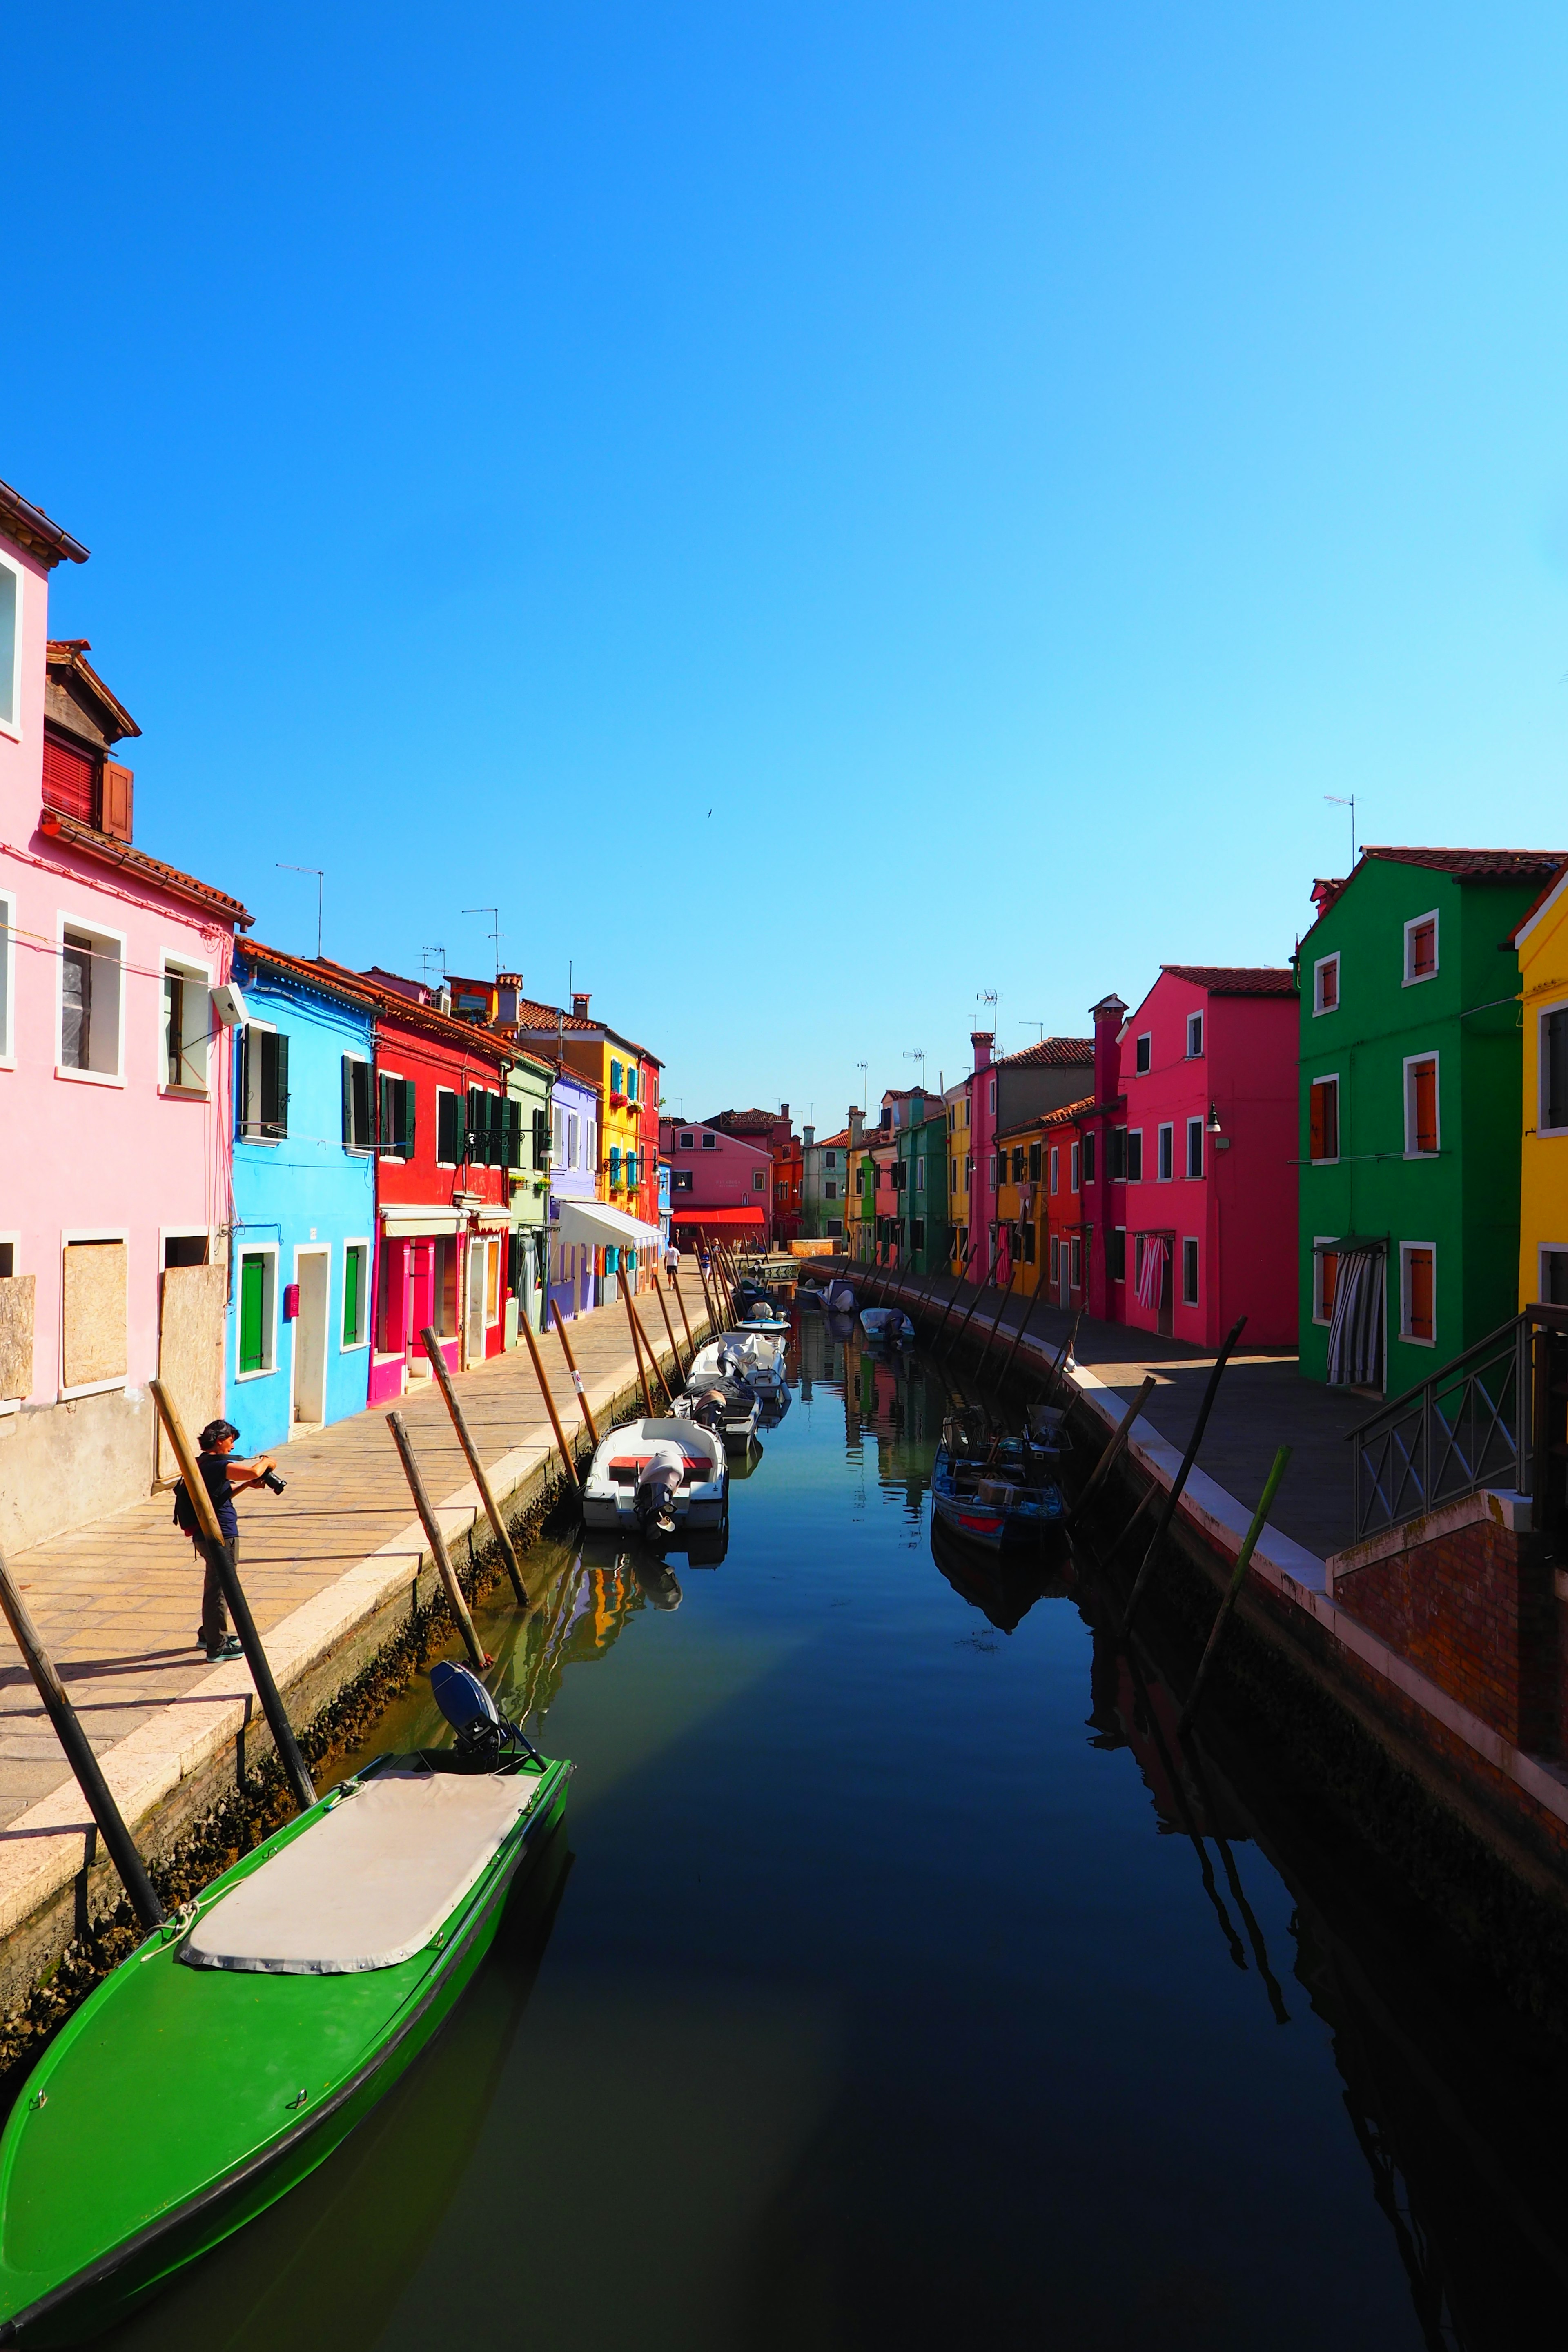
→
(174, 1419, 280, 1661)
(664, 1243, 682, 1287)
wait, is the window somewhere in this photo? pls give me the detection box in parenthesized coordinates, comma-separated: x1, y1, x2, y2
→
(1182, 1238, 1199, 1305)
(1404, 913, 1438, 984)
(563, 1109, 578, 1170)
(533, 1107, 549, 1170)
(437, 1087, 461, 1166)
(1029, 1141, 1042, 1183)
(626, 1150, 638, 1190)
(1157, 1125, 1173, 1181)
(0, 890, 13, 1064)
(1309, 1077, 1339, 1163)
(1011, 1146, 1024, 1183)
(380, 1073, 416, 1159)
(342, 1242, 369, 1348)
(1541, 1009, 1568, 1134)
(1082, 1132, 1096, 1185)
(467, 1086, 503, 1165)
(608, 1145, 621, 1186)
(341, 1056, 373, 1151)
(1402, 1244, 1435, 1344)
(1314, 954, 1340, 1016)
(58, 921, 124, 1079)
(162, 961, 210, 1093)
(916, 1160, 925, 1191)
(679, 1130, 694, 1149)
(1405, 1055, 1439, 1156)
(1186, 1117, 1204, 1179)
(752, 1169, 766, 1191)
(61, 1235, 128, 1392)
(824, 1178, 837, 1200)
(1126, 1130, 1143, 1183)
(1049, 1235, 1061, 1284)
(672, 1168, 693, 1192)
(1070, 1235, 1082, 1291)
(610, 1058, 624, 1094)
(702, 1131, 716, 1149)
(1314, 1241, 1339, 1324)
(825, 1150, 837, 1169)
(1109, 1127, 1127, 1180)
(911, 1218, 925, 1251)
(43, 735, 96, 822)
(1186, 1013, 1204, 1059)
(1539, 1247, 1568, 1306)
(1049, 1146, 1059, 1195)
(239, 1026, 289, 1139)
(0, 550, 19, 736)
(988, 1078, 996, 1114)
(1070, 1143, 1080, 1192)
(1110, 1226, 1127, 1282)
(237, 1247, 277, 1376)
(626, 1066, 637, 1103)
(1135, 1033, 1152, 1076)
(1022, 1222, 1035, 1263)
(433, 1236, 459, 1336)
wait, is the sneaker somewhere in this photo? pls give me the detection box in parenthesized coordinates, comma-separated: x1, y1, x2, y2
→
(205, 1636, 243, 1662)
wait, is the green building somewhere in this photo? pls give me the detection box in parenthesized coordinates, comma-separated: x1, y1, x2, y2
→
(1296, 846, 1563, 1394)
(894, 1098, 950, 1274)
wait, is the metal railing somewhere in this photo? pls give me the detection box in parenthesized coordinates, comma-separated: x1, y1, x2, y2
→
(1348, 1303, 1568, 1542)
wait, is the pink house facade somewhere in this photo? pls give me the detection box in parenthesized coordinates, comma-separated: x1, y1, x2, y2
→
(966, 1032, 998, 1281)
(0, 477, 249, 1553)
(659, 1117, 773, 1244)
(1116, 966, 1299, 1349)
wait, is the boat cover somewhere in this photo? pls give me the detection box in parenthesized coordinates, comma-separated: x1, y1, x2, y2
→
(180, 1768, 543, 1976)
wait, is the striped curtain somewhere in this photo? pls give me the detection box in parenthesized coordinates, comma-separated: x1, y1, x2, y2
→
(1135, 1235, 1168, 1312)
(1326, 1247, 1385, 1387)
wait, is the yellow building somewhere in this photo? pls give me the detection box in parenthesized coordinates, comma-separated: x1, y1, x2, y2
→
(945, 1080, 972, 1274)
(1513, 869, 1568, 1306)
(995, 1115, 1047, 1298)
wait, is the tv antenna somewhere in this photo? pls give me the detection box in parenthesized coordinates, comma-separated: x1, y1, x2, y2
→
(276, 864, 324, 959)
(463, 906, 503, 980)
(903, 1049, 926, 1088)
(1324, 795, 1358, 866)
(420, 943, 447, 990)
(1021, 1021, 1047, 1043)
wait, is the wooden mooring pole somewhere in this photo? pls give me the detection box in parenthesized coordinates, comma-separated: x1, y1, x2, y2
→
(933, 1241, 978, 1348)
(386, 1412, 490, 1671)
(623, 1278, 657, 1414)
(1119, 1317, 1248, 1640)
(550, 1301, 600, 1449)
(518, 1309, 585, 1494)
(419, 1329, 526, 1605)
(942, 1258, 994, 1360)
(1177, 1445, 1292, 1737)
(652, 1271, 688, 1383)
(0, 1549, 165, 1931)
(670, 1264, 696, 1355)
(973, 1257, 1020, 1379)
(150, 1379, 318, 1813)
(628, 1283, 675, 1408)
(994, 1275, 1050, 1390)
(1066, 1374, 1155, 1527)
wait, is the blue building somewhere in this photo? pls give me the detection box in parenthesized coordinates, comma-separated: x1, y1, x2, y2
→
(226, 943, 378, 1450)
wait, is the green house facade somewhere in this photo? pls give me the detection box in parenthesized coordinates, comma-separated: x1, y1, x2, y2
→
(894, 1103, 950, 1275)
(1296, 846, 1564, 1395)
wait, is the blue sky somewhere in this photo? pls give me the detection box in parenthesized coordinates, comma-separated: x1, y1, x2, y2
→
(9, 1, 1568, 1127)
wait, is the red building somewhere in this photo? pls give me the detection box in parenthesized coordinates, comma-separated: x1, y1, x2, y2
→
(342, 967, 517, 1404)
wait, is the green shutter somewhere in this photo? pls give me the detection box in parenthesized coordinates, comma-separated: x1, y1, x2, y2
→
(400, 1076, 416, 1160)
(341, 1056, 354, 1145)
(239, 1255, 265, 1373)
(343, 1245, 361, 1345)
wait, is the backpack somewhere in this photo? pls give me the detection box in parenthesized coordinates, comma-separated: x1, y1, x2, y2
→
(172, 1478, 200, 1538)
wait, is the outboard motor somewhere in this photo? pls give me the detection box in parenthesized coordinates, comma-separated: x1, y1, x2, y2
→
(430, 1660, 541, 1763)
(633, 1437, 686, 1539)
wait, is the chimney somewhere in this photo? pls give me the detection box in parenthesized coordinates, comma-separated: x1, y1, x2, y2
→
(803, 1124, 815, 1149)
(1090, 995, 1127, 1107)
(849, 1106, 864, 1145)
(971, 1030, 993, 1071)
(571, 992, 590, 1019)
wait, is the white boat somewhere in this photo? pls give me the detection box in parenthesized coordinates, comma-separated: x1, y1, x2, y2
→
(673, 1379, 761, 1445)
(860, 1307, 915, 1345)
(581, 1419, 728, 1532)
(688, 1332, 788, 1397)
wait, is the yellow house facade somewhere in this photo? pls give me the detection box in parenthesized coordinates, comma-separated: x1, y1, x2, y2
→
(1513, 866, 1568, 1307)
(945, 1080, 972, 1274)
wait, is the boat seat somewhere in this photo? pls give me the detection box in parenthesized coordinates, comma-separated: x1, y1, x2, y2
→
(180, 1767, 547, 1976)
(606, 1453, 711, 1484)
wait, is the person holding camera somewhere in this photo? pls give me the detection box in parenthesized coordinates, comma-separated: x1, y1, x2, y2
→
(174, 1419, 282, 1662)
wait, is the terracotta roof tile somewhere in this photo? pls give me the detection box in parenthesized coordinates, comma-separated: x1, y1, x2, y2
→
(0, 477, 88, 568)
(1160, 965, 1298, 996)
(996, 1095, 1095, 1143)
(1363, 845, 1568, 883)
(37, 810, 251, 927)
(46, 640, 140, 741)
(997, 1037, 1094, 1069)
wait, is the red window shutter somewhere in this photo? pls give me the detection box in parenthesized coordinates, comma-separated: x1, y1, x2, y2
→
(1408, 1249, 1434, 1341)
(42, 737, 96, 822)
(101, 762, 134, 842)
(1413, 1061, 1437, 1153)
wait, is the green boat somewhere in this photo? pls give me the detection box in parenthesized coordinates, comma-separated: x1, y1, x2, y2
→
(0, 1726, 569, 2347)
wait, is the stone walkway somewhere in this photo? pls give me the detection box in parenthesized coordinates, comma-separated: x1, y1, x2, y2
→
(0, 1275, 709, 1940)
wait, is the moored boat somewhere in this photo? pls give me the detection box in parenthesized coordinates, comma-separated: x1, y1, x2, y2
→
(688, 1332, 788, 1396)
(860, 1307, 915, 1346)
(929, 1415, 1068, 1551)
(581, 1416, 729, 1529)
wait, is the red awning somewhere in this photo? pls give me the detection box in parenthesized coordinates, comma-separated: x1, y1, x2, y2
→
(671, 1206, 766, 1227)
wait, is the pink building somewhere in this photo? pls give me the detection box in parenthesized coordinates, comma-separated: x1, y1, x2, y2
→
(966, 1032, 997, 1280)
(659, 1116, 773, 1247)
(0, 478, 249, 1552)
(1116, 966, 1298, 1348)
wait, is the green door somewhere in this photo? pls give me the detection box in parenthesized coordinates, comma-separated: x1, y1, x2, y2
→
(239, 1254, 266, 1374)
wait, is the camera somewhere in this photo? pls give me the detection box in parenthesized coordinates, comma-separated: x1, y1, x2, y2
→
(258, 1469, 287, 1496)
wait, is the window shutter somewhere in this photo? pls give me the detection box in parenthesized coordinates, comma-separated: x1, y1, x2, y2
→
(532, 1107, 548, 1169)
(379, 1073, 393, 1152)
(101, 762, 134, 842)
(1414, 1062, 1437, 1154)
(438, 1089, 460, 1165)
(342, 1056, 354, 1146)
(42, 737, 96, 822)
(354, 1061, 371, 1150)
(401, 1076, 416, 1160)
(272, 1034, 289, 1137)
(235, 1026, 248, 1136)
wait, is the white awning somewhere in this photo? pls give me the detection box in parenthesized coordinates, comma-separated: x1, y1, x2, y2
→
(381, 1206, 465, 1238)
(558, 1199, 665, 1253)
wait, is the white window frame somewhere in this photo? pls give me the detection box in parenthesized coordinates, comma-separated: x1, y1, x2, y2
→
(1312, 1236, 1340, 1325)
(56, 912, 127, 1086)
(701, 1131, 717, 1149)
(988, 1078, 996, 1115)
(1537, 1001, 1568, 1137)
(1403, 1051, 1440, 1158)
(58, 1227, 130, 1400)
(1403, 909, 1439, 987)
(1537, 1243, 1568, 1307)
(0, 546, 22, 743)
(1049, 1234, 1061, 1284)
(751, 1168, 766, 1192)
(160, 947, 213, 1097)
(678, 1130, 695, 1149)
(825, 1149, 837, 1169)
(235, 1242, 281, 1380)
(341, 1236, 371, 1352)
(432, 1079, 458, 1170)
(341, 1051, 374, 1154)
(1156, 1124, 1173, 1181)
(1186, 1116, 1204, 1179)
(1313, 953, 1340, 1017)
(1135, 1032, 1152, 1075)
(1070, 1142, 1080, 1193)
(1049, 1145, 1059, 1195)
(1400, 1240, 1437, 1347)
(1186, 1012, 1204, 1059)
(1071, 1234, 1083, 1291)
(238, 1016, 283, 1145)
(159, 1224, 212, 1270)
(1126, 1128, 1143, 1183)
(1309, 1072, 1341, 1165)
(1181, 1236, 1199, 1306)
(0, 1227, 20, 1415)
(0, 888, 14, 1067)
(916, 1160, 925, 1192)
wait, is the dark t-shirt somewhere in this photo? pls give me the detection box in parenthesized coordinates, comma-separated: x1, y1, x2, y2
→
(196, 1452, 239, 1541)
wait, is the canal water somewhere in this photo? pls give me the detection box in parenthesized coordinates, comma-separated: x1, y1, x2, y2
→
(104, 1317, 1567, 2352)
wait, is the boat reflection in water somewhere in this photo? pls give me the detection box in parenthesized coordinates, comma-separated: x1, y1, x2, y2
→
(928, 1512, 1073, 1633)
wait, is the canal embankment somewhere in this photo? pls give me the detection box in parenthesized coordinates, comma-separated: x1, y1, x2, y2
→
(0, 1280, 710, 2028)
(835, 1257, 1568, 2017)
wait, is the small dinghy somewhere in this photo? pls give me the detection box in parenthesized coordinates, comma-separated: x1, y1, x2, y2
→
(674, 1376, 761, 1445)
(930, 1412, 1068, 1551)
(581, 1416, 729, 1532)
(0, 1668, 568, 2347)
(688, 1332, 788, 1397)
(860, 1307, 915, 1346)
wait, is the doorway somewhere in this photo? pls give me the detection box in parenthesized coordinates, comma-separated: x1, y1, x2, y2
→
(465, 1240, 487, 1366)
(292, 1248, 330, 1427)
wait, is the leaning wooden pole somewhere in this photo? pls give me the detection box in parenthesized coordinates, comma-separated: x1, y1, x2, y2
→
(670, 1264, 696, 1354)
(1066, 1374, 1155, 1527)
(150, 1379, 317, 1813)
(653, 1271, 688, 1383)
(419, 1328, 526, 1604)
(627, 1285, 675, 1408)
(973, 1257, 1020, 1378)
(1178, 1446, 1292, 1737)
(994, 1270, 1048, 1390)
(386, 1412, 490, 1672)
(695, 1257, 720, 1339)
(933, 1241, 978, 1347)
(518, 1307, 585, 1494)
(0, 1549, 165, 1931)
(1120, 1317, 1248, 1640)
(550, 1301, 599, 1448)
(623, 1278, 657, 1414)
(1039, 1307, 1084, 1403)
(942, 1259, 994, 1361)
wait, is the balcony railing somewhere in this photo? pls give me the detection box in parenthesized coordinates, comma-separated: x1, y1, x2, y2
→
(1347, 1303, 1568, 1543)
